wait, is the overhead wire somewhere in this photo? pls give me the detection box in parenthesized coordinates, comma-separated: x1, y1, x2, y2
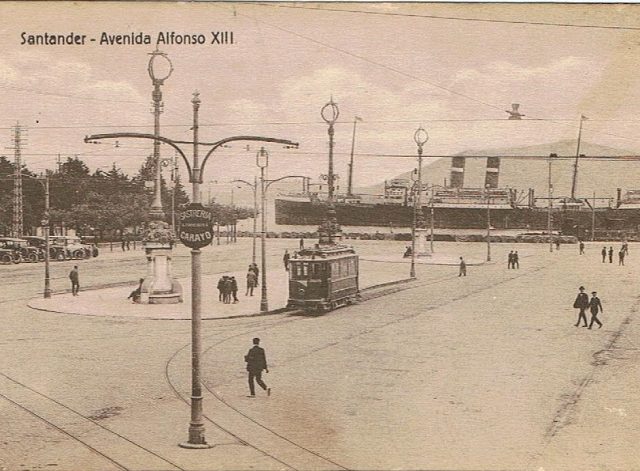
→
(247, 3, 640, 31)
(222, 3, 640, 149)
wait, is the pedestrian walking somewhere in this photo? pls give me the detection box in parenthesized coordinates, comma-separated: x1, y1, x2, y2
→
(608, 246, 614, 263)
(246, 269, 257, 296)
(579, 241, 585, 255)
(508, 251, 514, 269)
(230, 276, 239, 303)
(244, 337, 270, 397)
(217, 276, 226, 302)
(588, 291, 604, 329)
(619, 248, 626, 266)
(250, 263, 259, 286)
(622, 241, 629, 256)
(459, 257, 466, 277)
(573, 286, 589, 327)
(69, 265, 80, 296)
(601, 246, 607, 263)
(283, 249, 290, 270)
(555, 239, 561, 250)
(514, 251, 520, 269)
(299, 237, 304, 250)
(223, 276, 233, 304)
(121, 237, 126, 252)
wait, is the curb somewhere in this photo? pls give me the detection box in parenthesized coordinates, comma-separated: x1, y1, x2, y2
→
(26, 278, 419, 320)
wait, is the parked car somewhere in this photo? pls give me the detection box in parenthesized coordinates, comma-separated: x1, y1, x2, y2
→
(50, 236, 92, 260)
(80, 236, 99, 257)
(0, 245, 15, 264)
(22, 236, 48, 261)
(0, 237, 40, 263)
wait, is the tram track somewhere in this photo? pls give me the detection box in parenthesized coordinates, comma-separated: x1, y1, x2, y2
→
(162, 258, 560, 471)
(0, 372, 186, 471)
(164, 316, 321, 471)
(3, 252, 560, 470)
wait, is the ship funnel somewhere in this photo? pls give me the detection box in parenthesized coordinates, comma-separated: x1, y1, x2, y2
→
(450, 156, 466, 188)
(484, 157, 501, 188)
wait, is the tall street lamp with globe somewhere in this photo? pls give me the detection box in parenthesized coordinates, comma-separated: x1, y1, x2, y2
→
(143, 49, 182, 304)
(317, 98, 342, 245)
(410, 126, 429, 278)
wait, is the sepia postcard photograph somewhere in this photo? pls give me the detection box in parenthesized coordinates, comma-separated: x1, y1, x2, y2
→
(1, 2, 639, 470)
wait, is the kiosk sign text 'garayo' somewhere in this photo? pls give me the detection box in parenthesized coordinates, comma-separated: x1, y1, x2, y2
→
(179, 203, 213, 249)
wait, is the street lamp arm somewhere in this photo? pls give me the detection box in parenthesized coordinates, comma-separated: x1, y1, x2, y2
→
(84, 133, 192, 179)
(264, 175, 307, 192)
(231, 179, 256, 190)
(200, 136, 299, 180)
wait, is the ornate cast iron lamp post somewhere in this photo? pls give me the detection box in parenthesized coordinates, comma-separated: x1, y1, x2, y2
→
(410, 126, 429, 278)
(143, 49, 181, 304)
(318, 98, 342, 245)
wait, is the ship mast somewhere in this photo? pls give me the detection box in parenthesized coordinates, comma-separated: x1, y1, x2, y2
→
(347, 116, 362, 196)
(570, 114, 587, 200)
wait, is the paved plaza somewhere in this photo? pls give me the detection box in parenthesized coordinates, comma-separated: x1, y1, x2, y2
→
(1, 239, 639, 470)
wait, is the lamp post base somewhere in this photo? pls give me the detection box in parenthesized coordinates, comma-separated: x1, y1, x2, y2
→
(179, 422, 213, 449)
(414, 228, 432, 258)
(141, 231, 183, 304)
(179, 442, 213, 449)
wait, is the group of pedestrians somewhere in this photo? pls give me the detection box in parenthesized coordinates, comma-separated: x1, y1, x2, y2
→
(217, 275, 239, 304)
(600, 244, 628, 265)
(507, 250, 520, 269)
(573, 286, 604, 329)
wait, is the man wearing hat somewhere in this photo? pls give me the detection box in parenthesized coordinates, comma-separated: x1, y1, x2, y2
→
(573, 286, 589, 327)
(588, 291, 604, 329)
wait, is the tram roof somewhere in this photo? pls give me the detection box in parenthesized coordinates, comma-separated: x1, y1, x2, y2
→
(292, 244, 357, 260)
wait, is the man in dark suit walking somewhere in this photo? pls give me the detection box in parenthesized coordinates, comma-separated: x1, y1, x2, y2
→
(588, 291, 604, 329)
(601, 246, 607, 263)
(573, 286, 589, 327)
(244, 337, 270, 397)
(69, 265, 80, 296)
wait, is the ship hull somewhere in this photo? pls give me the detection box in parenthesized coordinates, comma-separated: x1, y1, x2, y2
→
(275, 198, 640, 235)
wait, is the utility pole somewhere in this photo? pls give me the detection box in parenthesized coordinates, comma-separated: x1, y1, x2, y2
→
(486, 184, 491, 262)
(548, 153, 555, 252)
(171, 152, 178, 236)
(570, 115, 586, 200)
(10, 123, 26, 238)
(43, 172, 51, 299)
(591, 191, 596, 242)
(347, 116, 362, 196)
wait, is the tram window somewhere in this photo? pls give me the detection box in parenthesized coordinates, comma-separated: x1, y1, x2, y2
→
(292, 263, 308, 279)
(310, 263, 323, 277)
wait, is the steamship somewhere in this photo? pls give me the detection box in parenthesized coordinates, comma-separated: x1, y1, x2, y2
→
(275, 155, 640, 238)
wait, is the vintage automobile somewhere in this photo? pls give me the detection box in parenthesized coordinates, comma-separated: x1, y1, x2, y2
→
(22, 236, 49, 261)
(0, 237, 40, 263)
(0, 245, 15, 264)
(49, 235, 93, 260)
(80, 235, 99, 257)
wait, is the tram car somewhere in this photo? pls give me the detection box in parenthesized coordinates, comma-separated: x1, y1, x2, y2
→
(287, 244, 360, 313)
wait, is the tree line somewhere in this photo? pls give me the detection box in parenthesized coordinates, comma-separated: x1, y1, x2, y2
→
(0, 155, 254, 240)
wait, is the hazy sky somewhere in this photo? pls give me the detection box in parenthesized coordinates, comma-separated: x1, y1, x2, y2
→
(2, 2, 640, 197)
